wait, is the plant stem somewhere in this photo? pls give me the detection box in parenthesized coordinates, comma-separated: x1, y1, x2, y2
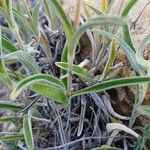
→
(73, 0, 82, 31)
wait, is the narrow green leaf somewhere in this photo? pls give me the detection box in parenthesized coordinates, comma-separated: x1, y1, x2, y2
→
(13, 9, 34, 34)
(32, 83, 68, 104)
(71, 76, 150, 97)
(0, 27, 12, 87)
(32, 1, 41, 33)
(3, 51, 41, 74)
(23, 110, 34, 150)
(0, 101, 23, 111)
(102, 38, 116, 78)
(121, 0, 139, 16)
(10, 74, 66, 100)
(137, 105, 150, 117)
(56, 62, 93, 81)
(0, 116, 20, 123)
(0, 73, 12, 87)
(49, 0, 74, 39)
(121, 0, 139, 53)
(2, 36, 17, 53)
(0, 134, 24, 141)
(123, 25, 135, 52)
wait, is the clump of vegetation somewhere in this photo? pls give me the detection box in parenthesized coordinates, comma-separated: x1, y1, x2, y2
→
(0, 0, 150, 149)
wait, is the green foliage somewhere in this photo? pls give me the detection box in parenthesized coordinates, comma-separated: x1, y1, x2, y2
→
(0, 0, 149, 149)
(23, 110, 34, 150)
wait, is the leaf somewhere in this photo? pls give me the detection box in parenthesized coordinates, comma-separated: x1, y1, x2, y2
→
(23, 110, 34, 150)
(3, 51, 41, 74)
(0, 134, 24, 141)
(92, 145, 121, 150)
(106, 123, 138, 138)
(32, 1, 41, 33)
(92, 29, 143, 74)
(55, 62, 93, 81)
(32, 83, 68, 104)
(13, 9, 34, 34)
(137, 105, 150, 117)
(0, 27, 12, 87)
(48, 0, 74, 39)
(102, 38, 116, 78)
(0, 101, 23, 111)
(101, 0, 107, 13)
(2, 36, 18, 53)
(71, 76, 150, 97)
(0, 116, 20, 123)
(0, 71, 12, 87)
(123, 25, 135, 52)
(121, 0, 139, 16)
(10, 74, 67, 104)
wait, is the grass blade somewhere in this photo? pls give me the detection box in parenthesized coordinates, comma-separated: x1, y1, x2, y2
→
(55, 62, 93, 81)
(0, 134, 24, 142)
(2, 36, 17, 53)
(92, 146, 120, 150)
(49, 0, 74, 39)
(71, 76, 150, 97)
(32, 1, 41, 33)
(32, 83, 68, 104)
(10, 74, 67, 103)
(23, 110, 34, 150)
(121, 0, 139, 16)
(0, 101, 23, 111)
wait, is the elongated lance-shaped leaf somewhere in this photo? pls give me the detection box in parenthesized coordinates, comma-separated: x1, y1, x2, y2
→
(92, 29, 143, 74)
(48, 0, 74, 39)
(0, 134, 24, 141)
(121, 0, 139, 52)
(102, 38, 116, 78)
(0, 101, 23, 111)
(0, 27, 12, 87)
(137, 105, 150, 118)
(68, 16, 126, 65)
(10, 73, 66, 100)
(2, 36, 17, 53)
(13, 9, 34, 34)
(23, 110, 34, 150)
(3, 51, 41, 74)
(123, 25, 135, 52)
(101, 0, 107, 13)
(55, 62, 94, 81)
(32, 1, 41, 33)
(121, 0, 139, 16)
(71, 76, 150, 97)
(32, 83, 68, 104)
